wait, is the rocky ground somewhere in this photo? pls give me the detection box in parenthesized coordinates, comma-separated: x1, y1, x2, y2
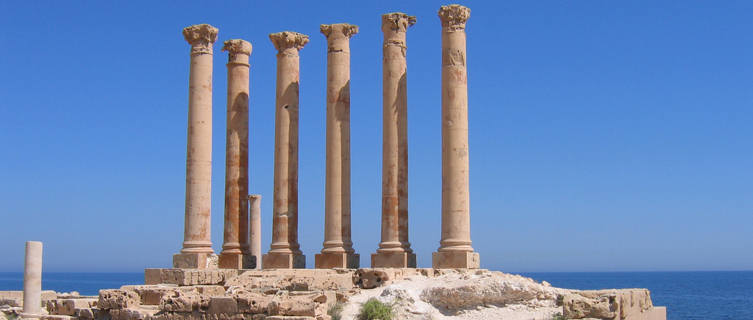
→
(0, 268, 666, 320)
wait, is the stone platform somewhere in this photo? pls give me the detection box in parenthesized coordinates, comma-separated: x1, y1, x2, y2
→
(1, 268, 667, 320)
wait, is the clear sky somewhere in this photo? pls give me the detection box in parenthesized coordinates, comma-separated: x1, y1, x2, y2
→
(1, 1, 751, 273)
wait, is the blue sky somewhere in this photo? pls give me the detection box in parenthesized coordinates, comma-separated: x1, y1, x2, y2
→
(1, 1, 751, 272)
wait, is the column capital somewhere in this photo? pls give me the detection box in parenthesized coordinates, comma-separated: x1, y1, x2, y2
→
(381, 12, 416, 33)
(269, 31, 310, 54)
(320, 23, 359, 39)
(223, 39, 252, 65)
(248, 194, 262, 201)
(183, 24, 219, 55)
(222, 39, 252, 55)
(438, 4, 471, 31)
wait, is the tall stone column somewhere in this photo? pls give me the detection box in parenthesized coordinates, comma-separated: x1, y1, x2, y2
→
(219, 39, 254, 269)
(249, 194, 262, 270)
(371, 12, 417, 268)
(432, 5, 480, 269)
(263, 31, 309, 269)
(315, 23, 360, 269)
(22, 241, 42, 318)
(174, 24, 218, 269)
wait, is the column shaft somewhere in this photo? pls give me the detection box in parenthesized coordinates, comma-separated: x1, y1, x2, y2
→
(433, 5, 480, 269)
(219, 39, 253, 269)
(372, 13, 417, 268)
(263, 31, 308, 269)
(22, 241, 42, 316)
(175, 24, 218, 269)
(316, 23, 360, 269)
(249, 194, 262, 269)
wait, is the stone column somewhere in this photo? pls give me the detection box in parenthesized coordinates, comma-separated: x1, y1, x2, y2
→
(174, 24, 218, 269)
(315, 23, 360, 269)
(263, 31, 309, 269)
(432, 5, 480, 269)
(249, 194, 262, 269)
(219, 39, 254, 269)
(371, 13, 417, 268)
(22, 241, 42, 318)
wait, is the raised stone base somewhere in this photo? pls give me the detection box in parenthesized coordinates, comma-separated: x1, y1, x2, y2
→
(371, 251, 417, 268)
(144, 268, 239, 286)
(218, 253, 256, 269)
(173, 252, 215, 269)
(432, 251, 480, 269)
(262, 253, 306, 269)
(314, 252, 359, 269)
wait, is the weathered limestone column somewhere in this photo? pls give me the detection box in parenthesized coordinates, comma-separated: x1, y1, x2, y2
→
(316, 23, 360, 269)
(433, 5, 480, 269)
(22, 241, 42, 318)
(371, 13, 417, 268)
(249, 194, 262, 270)
(263, 31, 309, 269)
(219, 39, 254, 269)
(174, 24, 218, 269)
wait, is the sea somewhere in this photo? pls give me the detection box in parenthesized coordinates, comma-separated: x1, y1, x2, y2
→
(1, 271, 751, 319)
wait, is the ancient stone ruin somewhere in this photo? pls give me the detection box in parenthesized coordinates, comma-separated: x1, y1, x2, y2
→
(174, 5, 479, 272)
(0, 4, 668, 320)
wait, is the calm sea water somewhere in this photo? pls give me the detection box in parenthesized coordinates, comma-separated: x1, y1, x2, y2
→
(1, 271, 751, 319)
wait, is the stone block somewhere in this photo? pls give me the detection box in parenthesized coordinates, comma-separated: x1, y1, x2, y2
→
(235, 292, 272, 314)
(144, 268, 239, 286)
(218, 253, 256, 269)
(159, 292, 209, 313)
(74, 308, 95, 319)
(431, 251, 479, 269)
(207, 296, 238, 314)
(267, 293, 325, 317)
(565, 289, 663, 320)
(262, 253, 306, 269)
(314, 253, 359, 269)
(370, 252, 416, 268)
(173, 253, 212, 269)
(144, 269, 162, 285)
(98, 290, 140, 310)
(46, 298, 97, 315)
(109, 306, 159, 320)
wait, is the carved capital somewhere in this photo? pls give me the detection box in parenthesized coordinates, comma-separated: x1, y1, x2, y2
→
(438, 4, 471, 31)
(381, 12, 416, 33)
(223, 39, 252, 65)
(269, 31, 310, 53)
(320, 23, 359, 39)
(223, 39, 252, 55)
(183, 24, 219, 55)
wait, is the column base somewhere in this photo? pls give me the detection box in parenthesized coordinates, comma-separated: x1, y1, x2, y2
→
(19, 312, 45, 319)
(262, 252, 306, 269)
(432, 251, 480, 269)
(218, 252, 256, 269)
(173, 252, 218, 269)
(371, 251, 417, 268)
(315, 252, 359, 269)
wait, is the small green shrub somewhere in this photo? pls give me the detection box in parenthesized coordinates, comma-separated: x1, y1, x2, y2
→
(551, 312, 566, 320)
(328, 302, 344, 320)
(358, 298, 393, 320)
